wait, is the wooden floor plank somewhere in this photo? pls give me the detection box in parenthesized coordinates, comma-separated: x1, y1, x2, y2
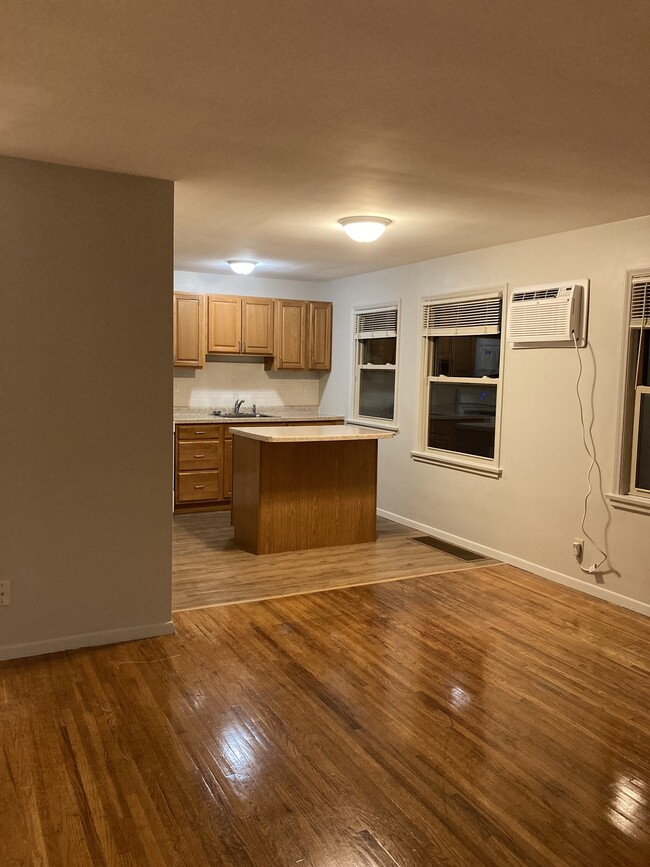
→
(172, 512, 496, 610)
(2, 564, 650, 865)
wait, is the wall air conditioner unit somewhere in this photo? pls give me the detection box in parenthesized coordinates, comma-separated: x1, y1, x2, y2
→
(506, 280, 589, 348)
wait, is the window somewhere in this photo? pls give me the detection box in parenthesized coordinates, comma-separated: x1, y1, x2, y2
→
(352, 305, 399, 427)
(415, 291, 504, 475)
(622, 275, 650, 499)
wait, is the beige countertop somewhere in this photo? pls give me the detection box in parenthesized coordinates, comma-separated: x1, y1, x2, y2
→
(174, 410, 344, 425)
(231, 424, 395, 443)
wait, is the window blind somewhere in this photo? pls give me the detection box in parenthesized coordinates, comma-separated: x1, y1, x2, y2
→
(630, 279, 650, 329)
(422, 297, 501, 336)
(355, 307, 398, 339)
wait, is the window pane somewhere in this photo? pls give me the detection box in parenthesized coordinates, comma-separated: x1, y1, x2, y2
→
(359, 369, 395, 419)
(635, 392, 650, 490)
(428, 383, 496, 458)
(642, 332, 650, 387)
(432, 336, 500, 377)
(360, 337, 396, 365)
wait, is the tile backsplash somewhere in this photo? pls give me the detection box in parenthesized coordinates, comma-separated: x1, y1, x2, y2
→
(173, 358, 321, 409)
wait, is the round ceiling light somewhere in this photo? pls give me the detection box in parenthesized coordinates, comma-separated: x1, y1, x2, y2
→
(227, 260, 257, 275)
(338, 216, 392, 243)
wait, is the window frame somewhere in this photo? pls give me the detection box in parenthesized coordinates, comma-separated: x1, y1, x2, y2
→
(412, 287, 506, 478)
(348, 302, 400, 431)
(610, 269, 650, 512)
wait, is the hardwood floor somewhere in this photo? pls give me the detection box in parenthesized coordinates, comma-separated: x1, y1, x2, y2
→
(172, 512, 495, 610)
(2, 563, 650, 865)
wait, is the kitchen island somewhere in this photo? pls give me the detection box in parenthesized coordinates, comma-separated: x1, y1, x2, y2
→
(231, 424, 394, 554)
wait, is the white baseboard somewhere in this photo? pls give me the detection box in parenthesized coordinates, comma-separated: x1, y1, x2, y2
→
(0, 620, 175, 662)
(377, 508, 650, 619)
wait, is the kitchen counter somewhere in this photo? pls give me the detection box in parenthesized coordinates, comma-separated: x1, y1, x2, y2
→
(174, 409, 344, 425)
(231, 425, 394, 555)
(231, 423, 394, 443)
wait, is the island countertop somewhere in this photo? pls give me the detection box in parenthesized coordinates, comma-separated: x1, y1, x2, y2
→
(230, 423, 395, 443)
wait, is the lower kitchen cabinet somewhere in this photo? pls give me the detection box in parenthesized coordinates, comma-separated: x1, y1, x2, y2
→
(174, 424, 224, 510)
(174, 419, 343, 512)
(223, 437, 233, 500)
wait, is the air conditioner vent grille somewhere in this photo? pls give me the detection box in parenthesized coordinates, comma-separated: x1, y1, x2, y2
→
(511, 287, 560, 302)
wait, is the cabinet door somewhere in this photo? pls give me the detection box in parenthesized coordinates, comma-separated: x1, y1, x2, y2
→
(274, 299, 307, 369)
(223, 437, 233, 500)
(173, 293, 204, 367)
(308, 301, 332, 370)
(207, 295, 242, 353)
(242, 297, 274, 355)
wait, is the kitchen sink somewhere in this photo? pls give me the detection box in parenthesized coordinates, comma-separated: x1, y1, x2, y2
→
(212, 411, 274, 419)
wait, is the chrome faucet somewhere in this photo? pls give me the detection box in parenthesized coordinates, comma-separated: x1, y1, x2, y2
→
(233, 398, 245, 414)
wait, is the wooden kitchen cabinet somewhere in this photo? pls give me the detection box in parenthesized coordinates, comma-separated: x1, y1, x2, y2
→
(174, 424, 223, 510)
(173, 292, 205, 368)
(223, 437, 233, 500)
(266, 299, 332, 371)
(266, 299, 308, 370)
(308, 301, 332, 370)
(174, 419, 344, 512)
(206, 295, 274, 355)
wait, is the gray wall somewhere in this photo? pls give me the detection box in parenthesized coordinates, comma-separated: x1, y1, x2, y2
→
(0, 155, 174, 658)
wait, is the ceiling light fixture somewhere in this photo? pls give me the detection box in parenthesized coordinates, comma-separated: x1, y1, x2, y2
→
(338, 216, 392, 243)
(227, 260, 257, 275)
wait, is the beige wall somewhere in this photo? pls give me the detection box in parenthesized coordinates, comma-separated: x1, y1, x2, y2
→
(0, 156, 174, 659)
(320, 216, 650, 615)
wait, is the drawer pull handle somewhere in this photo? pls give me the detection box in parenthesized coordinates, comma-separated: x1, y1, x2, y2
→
(194, 454, 205, 458)
(194, 431, 205, 435)
(194, 485, 206, 490)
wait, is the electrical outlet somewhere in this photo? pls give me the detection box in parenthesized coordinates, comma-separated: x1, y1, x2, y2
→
(0, 579, 11, 606)
(572, 539, 584, 559)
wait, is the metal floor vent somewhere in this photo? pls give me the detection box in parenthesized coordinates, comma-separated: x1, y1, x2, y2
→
(411, 536, 488, 561)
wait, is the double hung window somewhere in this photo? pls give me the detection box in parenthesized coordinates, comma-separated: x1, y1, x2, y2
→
(624, 276, 650, 498)
(417, 291, 504, 473)
(352, 305, 399, 426)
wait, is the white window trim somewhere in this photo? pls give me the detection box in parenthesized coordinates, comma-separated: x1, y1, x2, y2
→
(348, 301, 401, 432)
(608, 267, 650, 513)
(413, 286, 507, 477)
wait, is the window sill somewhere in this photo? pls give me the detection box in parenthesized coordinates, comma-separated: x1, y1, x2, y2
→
(411, 450, 502, 478)
(347, 418, 399, 433)
(606, 493, 650, 515)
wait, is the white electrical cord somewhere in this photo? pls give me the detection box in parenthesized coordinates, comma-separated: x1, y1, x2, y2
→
(572, 331, 608, 574)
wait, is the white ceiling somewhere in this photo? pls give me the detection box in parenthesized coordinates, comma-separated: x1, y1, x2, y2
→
(1, 1, 649, 281)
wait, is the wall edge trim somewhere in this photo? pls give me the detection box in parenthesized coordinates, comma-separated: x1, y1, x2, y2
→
(377, 508, 650, 618)
(0, 620, 175, 662)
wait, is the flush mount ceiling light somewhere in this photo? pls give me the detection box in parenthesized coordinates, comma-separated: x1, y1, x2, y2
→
(227, 260, 257, 275)
(338, 216, 392, 243)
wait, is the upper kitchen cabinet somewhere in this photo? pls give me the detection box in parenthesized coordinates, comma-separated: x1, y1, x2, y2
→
(266, 298, 333, 371)
(267, 299, 308, 370)
(308, 301, 333, 370)
(207, 295, 274, 355)
(173, 292, 205, 368)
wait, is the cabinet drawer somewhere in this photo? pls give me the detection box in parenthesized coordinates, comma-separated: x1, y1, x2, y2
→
(177, 440, 221, 471)
(176, 470, 222, 503)
(176, 424, 221, 441)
